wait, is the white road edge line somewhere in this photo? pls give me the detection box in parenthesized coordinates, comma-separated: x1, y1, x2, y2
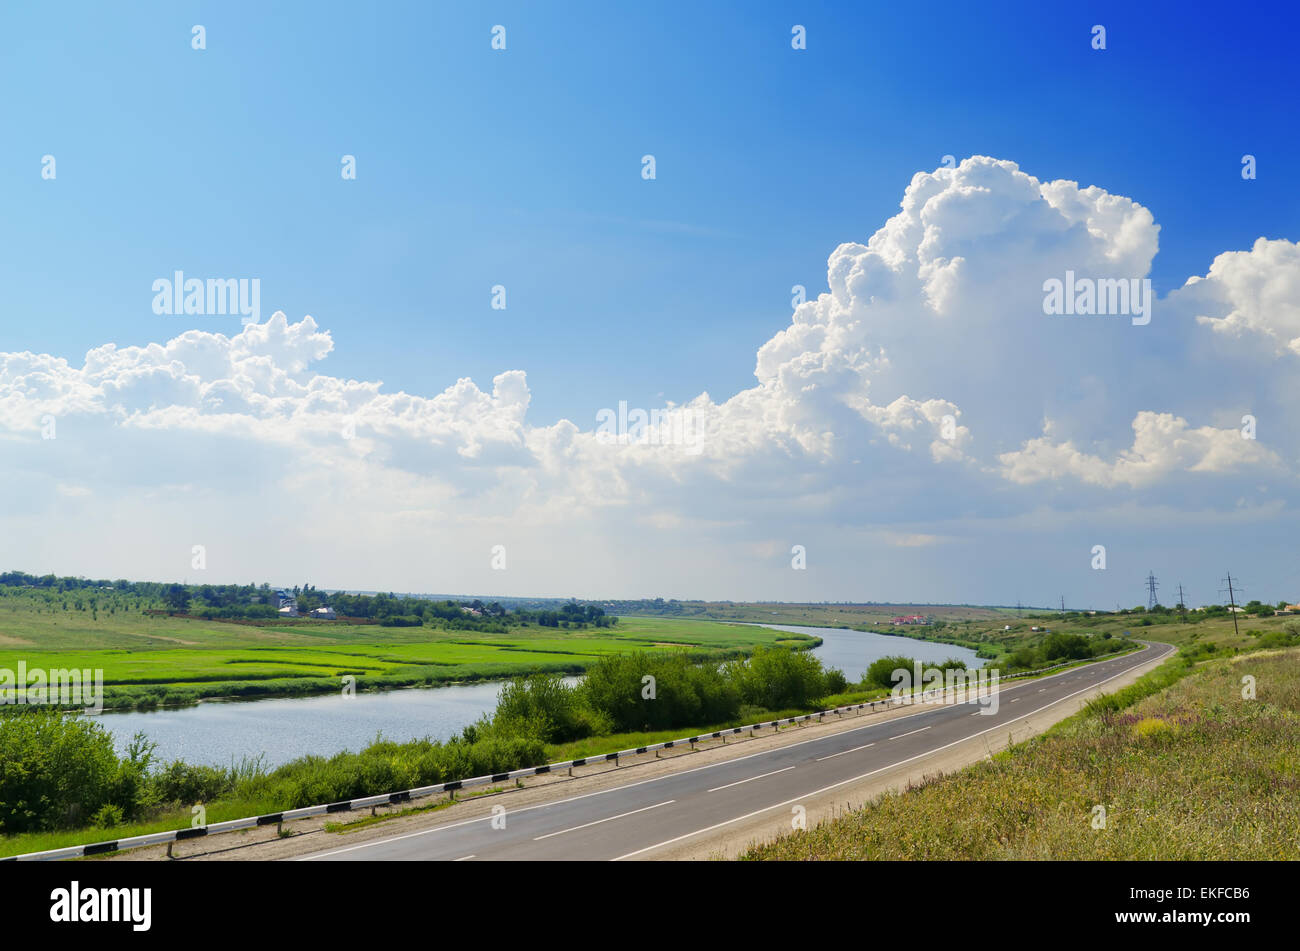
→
(816, 743, 875, 762)
(707, 767, 795, 793)
(533, 800, 675, 841)
(453, 854, 475, 861)
(610, 643, 1174, 861)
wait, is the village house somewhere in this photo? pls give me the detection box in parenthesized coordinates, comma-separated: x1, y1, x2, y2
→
(275, 590, 299, 617)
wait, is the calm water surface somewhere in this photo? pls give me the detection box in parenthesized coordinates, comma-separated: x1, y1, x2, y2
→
(759, 623, 984, 682)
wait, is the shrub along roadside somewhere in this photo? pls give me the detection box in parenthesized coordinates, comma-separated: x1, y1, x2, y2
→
(0, 710, 547, 843)
(1001, 633, 1139, 673)
(0, 709, 152, 834)
(862, 655, 971, 691)
(483, 646, 849, 743)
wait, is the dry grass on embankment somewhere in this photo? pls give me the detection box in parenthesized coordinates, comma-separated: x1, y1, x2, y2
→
(743, 647, 1300, 860)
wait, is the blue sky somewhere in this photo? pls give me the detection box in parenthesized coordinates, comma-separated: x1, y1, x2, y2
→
(4, 1, 1296, 421)
(2, 2, 1299, 606)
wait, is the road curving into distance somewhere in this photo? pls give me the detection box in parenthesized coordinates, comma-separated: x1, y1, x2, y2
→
(297, 640, 1176, 861)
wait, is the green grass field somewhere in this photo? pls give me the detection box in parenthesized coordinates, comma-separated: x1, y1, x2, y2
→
(0, 591, 816, 710)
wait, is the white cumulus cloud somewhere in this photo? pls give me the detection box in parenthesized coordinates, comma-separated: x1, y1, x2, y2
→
(2, 157, 1297, 600)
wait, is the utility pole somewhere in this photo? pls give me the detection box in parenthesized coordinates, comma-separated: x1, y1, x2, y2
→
(1146, 571, 1159, 610)
(1060, 595, 1066, 615)
(1221, 573, 1241, 639)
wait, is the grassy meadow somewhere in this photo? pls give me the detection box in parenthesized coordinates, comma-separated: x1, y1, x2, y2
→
(743, 645, 1300, 860)
(0, 586, 816, 710)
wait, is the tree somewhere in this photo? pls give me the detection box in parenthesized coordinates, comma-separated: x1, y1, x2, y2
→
(162, 584, 190, 613)
(1042, 633, 1091, 661)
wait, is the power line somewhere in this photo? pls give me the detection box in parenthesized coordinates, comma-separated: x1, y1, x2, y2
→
(1220, 572, 1242, 639)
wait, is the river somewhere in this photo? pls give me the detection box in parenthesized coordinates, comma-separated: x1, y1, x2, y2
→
(98, 624, 982, 768)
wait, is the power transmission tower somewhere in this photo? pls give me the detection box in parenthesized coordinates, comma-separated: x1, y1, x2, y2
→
(1145, 571, 1159, 610)
(1221, 572, 1242, 639)
(1177, 583, 1187, 622)
(1016, 600, 1022, 617)
(1060, 595, 1066, 615)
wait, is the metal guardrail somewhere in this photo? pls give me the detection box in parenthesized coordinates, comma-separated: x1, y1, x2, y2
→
(2, 695, 931, 861)
(1, 647, 1141, 862)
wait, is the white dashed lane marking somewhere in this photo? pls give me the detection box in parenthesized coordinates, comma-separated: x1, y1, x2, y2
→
(889, 726, 932, 740)
(816, 743, 875, 762)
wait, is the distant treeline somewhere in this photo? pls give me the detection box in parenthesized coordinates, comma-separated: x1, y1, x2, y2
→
(0, 571, 615, 631)
(0, 571, 194, 599)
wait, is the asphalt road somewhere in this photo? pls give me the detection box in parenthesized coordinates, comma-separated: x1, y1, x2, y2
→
(298, 640, 1175, 861)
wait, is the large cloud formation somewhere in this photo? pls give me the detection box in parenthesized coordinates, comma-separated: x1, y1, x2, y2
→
(2, 157, 1296, 601)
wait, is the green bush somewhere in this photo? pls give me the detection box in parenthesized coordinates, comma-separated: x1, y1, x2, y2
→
(261, 732, 549, 809)
(570, 646, 843, 736)
(579, 652, 741, 734)
(1043, 633, 1091, 660)
(379, 615, 422, 627)
(1006, 649, 1038, 670)
(864, 655, 918, 690)
(727, 646, 832, 709)
(491, 674, 596, 743)
(824, 667, 849, 695)
(1256, 630, 1299, 650)
(151, 761, 233, 805)
(0, 709, 120, 833)
(92, 804, 124, 829)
